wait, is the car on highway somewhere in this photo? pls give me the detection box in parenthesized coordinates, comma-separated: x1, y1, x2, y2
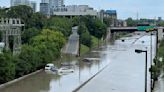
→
(45, 63, 57, 71)
(58, 67, 74, 73)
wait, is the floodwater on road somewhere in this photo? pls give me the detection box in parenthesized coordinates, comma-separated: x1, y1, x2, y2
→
(78, 34, 157, 92)
(0, 33, 157, 92)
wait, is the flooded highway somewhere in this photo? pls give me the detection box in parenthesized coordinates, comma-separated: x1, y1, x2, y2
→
(78, 33, 157, 92)
(0, 33, 157, 92)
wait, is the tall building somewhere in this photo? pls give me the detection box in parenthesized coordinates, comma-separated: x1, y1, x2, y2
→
(41, 0, 49, 3)
(11, 0, 36, 12)
(11, 0, 30, 6)
(40, 3, 50, 16)
(53, 5, 97, 16)
(50, 0, 65, 12)
(30, 1, 36, 12)
(99, 10, 118, 27)
(40, 0, 65, 16)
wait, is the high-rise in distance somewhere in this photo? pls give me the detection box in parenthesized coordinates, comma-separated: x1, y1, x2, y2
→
(40, 0, 65, 16)
(11, 0, 30, 6)
(10, 0, 36, 12)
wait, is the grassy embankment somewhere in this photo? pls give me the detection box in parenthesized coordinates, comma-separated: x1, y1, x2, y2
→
(80, 33, 129, 55)
(80, 36, 101, 55)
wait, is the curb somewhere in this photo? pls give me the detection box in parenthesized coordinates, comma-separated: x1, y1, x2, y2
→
(0, 69, 43, 89)
(72, 64, 109, 92)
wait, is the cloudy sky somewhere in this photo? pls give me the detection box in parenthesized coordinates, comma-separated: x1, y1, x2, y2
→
(0, 0, 163, 19)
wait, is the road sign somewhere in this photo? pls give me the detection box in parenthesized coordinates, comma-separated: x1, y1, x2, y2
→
(137, 26, 156, 31)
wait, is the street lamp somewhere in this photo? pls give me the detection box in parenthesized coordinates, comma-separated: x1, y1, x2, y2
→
(135, 49, 148, 92)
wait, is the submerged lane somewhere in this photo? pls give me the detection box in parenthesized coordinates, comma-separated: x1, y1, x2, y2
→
(0, 34, 156, 92)
(78, 34, 156, 92)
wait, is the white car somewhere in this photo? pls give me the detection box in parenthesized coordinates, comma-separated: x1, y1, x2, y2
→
(58, 67, 74, 73)
(45, 63, 56, 70)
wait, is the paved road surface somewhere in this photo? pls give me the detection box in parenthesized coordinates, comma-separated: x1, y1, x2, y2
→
(78, 35, 156, 92)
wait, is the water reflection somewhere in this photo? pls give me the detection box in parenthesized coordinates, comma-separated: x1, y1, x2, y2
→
(0, 40, 111, 92)
(0, 34, 155, 92)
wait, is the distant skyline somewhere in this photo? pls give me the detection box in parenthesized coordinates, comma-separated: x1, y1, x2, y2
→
(0, 0, 164, 19)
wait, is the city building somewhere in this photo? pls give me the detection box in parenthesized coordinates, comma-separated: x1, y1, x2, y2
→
(50, 0, 65, 14)
(30, 1, 36, 12)
(40, 3, 50, 16)
(99, 10, 118, 26)
(41, 0, 49, 3)
(53, 5, 97, 17)
(11, 0, 36, 12)
(11, 0, 30, 6)
(139, 18, 157, 26)
(40, 0, 97, 17)
(52, 0, 64, 11)
(158, 17, 162, 22)
(117, 20, 127, 27)
(66, 5, 92, 12)
(40, 0, 65, 16)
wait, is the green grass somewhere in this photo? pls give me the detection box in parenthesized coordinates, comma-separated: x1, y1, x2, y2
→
(80, 36, 103, 55)
(80, 44, 90, 55)
(91, 36, 103, 48)
(91, 36, 98, 47)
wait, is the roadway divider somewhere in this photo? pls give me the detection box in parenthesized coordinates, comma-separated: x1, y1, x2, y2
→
(72, 63, 110, 92)
(0, 69, 43, 89)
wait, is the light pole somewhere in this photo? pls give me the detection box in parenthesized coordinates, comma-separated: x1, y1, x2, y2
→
(135, 49, 148, 92)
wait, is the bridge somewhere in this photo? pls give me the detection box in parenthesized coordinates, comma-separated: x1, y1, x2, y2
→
(107, 26, 164, 42)
(62, 26, 164, 56)
(62, 26, 80, 56)
(110, 27, 137, 32)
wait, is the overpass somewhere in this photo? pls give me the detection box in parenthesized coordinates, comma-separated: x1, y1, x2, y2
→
(107, 27, 164, 42)
(110, 27, 137, 32)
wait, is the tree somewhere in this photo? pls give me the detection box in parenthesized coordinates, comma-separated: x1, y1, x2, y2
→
(30, 12, 47, 29)
(81, 31, 92, 47)
(93, 18, 107, 39)
(158, 21, 164, 27)
(29, 29, 66, 66)
(22, 27, 40, 44)
(78, 23, 92, 47)
(71, 16, 80, 26)
(77, 16, 107, 39)
(126, 17, 137, 27)
(6, 5, 33, 28)
(103, 18, 112, 27)
(0, 8, 7, 18)
(0, 52, 15, 84)
(31, 29, 66, 49)
(18, 45, 40, 75)
(45, 17, 72, 37)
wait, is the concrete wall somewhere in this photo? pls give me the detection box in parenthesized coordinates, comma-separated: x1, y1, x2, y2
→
(158, 27, 164, 41)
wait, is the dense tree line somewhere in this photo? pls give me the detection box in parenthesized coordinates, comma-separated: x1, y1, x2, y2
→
(72, 16, 107, 48)
(0, 6, 66, 83)
(0, 5, 107, 84)
(147, 39, 164, 89)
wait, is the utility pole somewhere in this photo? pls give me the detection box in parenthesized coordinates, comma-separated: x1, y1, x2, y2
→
(145, 51, 148, 92)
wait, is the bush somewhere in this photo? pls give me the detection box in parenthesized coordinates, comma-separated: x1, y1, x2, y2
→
(0, 52, 15, 84)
